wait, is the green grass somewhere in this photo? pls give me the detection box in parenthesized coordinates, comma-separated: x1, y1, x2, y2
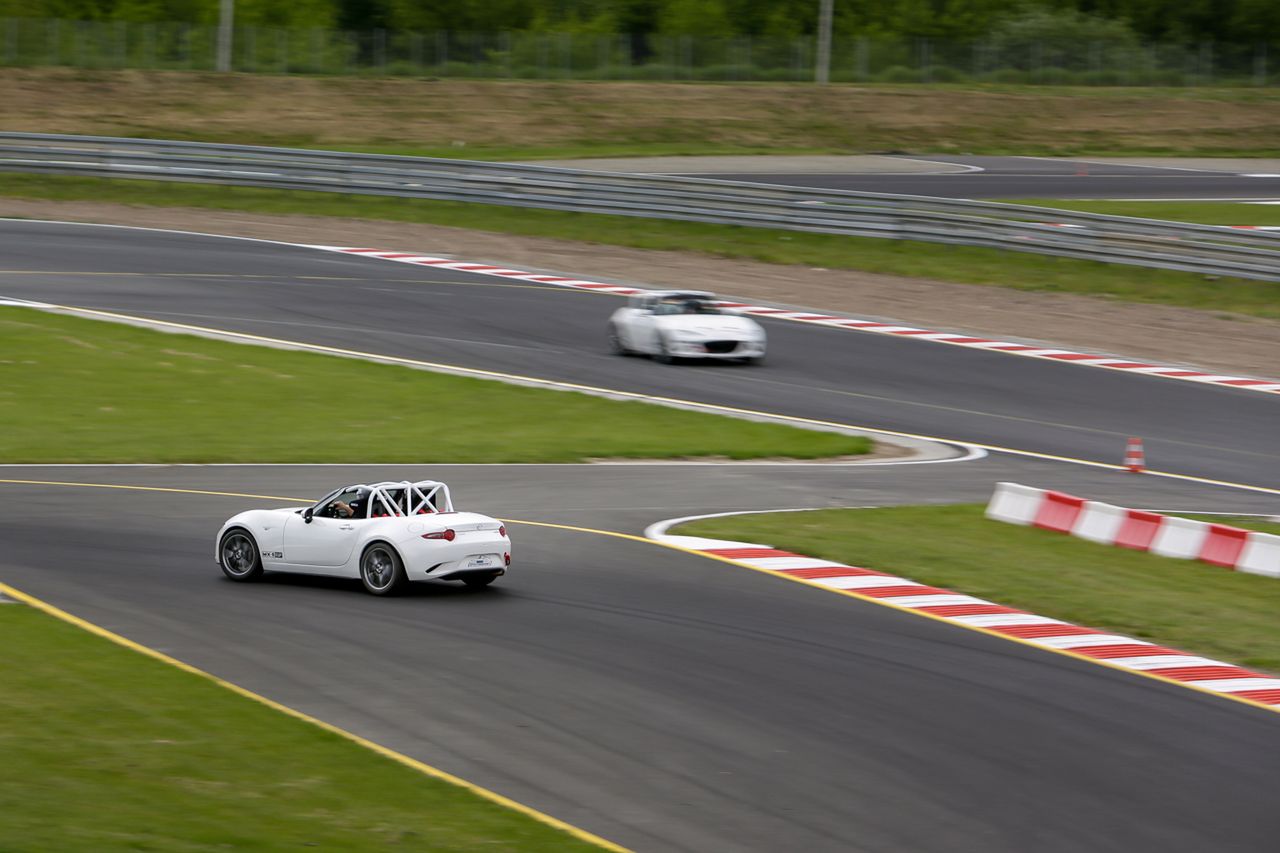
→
(101, 130, 1280, 165)
(1009, 199, 1280, 227)
(676, 505, 1280, 672)
(5, 173, 1279, 319)
(0, 307, 869, 463)
(0, 603, 606, 852)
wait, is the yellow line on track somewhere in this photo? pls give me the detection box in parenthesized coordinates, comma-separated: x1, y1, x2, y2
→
(9, 301, 1280, 497)
(0, 578, 629, 851)
(0, 478, 302, 502)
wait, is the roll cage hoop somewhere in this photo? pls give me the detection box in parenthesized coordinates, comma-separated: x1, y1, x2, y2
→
(312, 480, 455, 520)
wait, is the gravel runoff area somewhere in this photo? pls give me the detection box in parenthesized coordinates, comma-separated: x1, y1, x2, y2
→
(2, 198, 1276, 379)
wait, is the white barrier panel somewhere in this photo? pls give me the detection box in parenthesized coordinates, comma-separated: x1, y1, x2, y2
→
(985, 482, 1045, 526)
(1149, 516, 1210, 559)
(1238, 533, 1280, 578)
(1071, 501, 1127, 544)
(986, 483, 1279, 580)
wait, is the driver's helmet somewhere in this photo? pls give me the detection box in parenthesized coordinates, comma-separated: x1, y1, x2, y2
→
(346, 487, 371, 516)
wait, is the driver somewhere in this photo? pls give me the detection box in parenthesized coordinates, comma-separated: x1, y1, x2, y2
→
(332, 488, 368, 519)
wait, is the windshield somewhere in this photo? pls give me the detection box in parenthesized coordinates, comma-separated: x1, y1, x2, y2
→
(312, 486, 345, 508)
(654, 298, 721, 316)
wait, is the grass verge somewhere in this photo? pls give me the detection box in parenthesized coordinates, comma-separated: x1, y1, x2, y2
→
(3, 173, 1278, 319)
(676, 505, 1280, 672)
(0, 307, 869, 463)
(0, 601, 605, 852)
(1009, 199, 1280, 227)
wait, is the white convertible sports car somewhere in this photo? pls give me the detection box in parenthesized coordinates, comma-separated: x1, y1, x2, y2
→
(608, 290, 766, 364)
(215, 480, 511, 595)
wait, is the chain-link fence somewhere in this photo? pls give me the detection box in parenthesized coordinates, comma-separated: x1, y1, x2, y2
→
(0, 19, 1275, 86)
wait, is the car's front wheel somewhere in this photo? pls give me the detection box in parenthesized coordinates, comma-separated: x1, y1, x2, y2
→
(360, 543, 406, 596)
(608, 324, 632, 356)
(219, 529, 263, 582)
(654, 336, 678, 365)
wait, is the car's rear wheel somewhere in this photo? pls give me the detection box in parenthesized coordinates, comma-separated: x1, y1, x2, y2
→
(360, 543, 406, 596)
(609, 325, 632, 356)
(219, 529, 263, 582)
(461, 572, 500, 589)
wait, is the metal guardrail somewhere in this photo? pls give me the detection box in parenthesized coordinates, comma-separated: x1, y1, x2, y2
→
(2, 132, 1278, 281)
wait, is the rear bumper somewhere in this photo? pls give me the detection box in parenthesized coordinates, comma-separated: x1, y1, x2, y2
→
(399, 533, 511, 581)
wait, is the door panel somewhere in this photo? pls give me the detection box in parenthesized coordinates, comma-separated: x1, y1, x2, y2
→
(282, 515, 362, 571)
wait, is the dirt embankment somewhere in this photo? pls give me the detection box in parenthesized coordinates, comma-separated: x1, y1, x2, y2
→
(4, 69, 1280, 155)
(3, 198, 1275, 378)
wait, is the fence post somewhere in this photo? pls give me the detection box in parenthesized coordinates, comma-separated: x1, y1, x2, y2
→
(216, 0, 233, 71)
(1255, 43, 1268, 86)
(815, 0, 832, 84)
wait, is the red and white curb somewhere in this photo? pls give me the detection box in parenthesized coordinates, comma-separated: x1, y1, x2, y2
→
(308, 245, 1280, 396)
(647, 512, 1280, 713)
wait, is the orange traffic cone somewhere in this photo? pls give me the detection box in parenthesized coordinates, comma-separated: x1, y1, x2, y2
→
(1124, 437, 1145, 473)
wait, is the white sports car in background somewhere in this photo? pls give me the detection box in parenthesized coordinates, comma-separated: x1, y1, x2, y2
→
(608, 290, 766, 364)
(215, 480, 511, 595)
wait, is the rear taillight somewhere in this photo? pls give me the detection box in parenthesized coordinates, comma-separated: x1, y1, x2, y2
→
(498, 525, 506, 537)
(422, 528, 456, 542)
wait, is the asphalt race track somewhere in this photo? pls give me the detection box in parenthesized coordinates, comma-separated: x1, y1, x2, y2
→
(2, 219, 1280, 852)
(2, 220, 1277, 490)
(682, 155, 1280, 200)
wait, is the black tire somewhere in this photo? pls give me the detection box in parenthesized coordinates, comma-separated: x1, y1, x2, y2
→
(219, 528, 263, 582)
(461, 572, 499, 589)
(654, 337, 677, 365)
(360, 543, 407, 596)
(608, 325, 631, 356)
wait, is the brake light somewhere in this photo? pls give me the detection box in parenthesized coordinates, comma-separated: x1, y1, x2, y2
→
(422, 528, 456, 542)
(504, 552, 511, 566)
(498, 525, 506, 537)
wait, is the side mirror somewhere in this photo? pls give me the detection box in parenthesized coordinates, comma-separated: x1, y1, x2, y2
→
(303, 507, 314, 524)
